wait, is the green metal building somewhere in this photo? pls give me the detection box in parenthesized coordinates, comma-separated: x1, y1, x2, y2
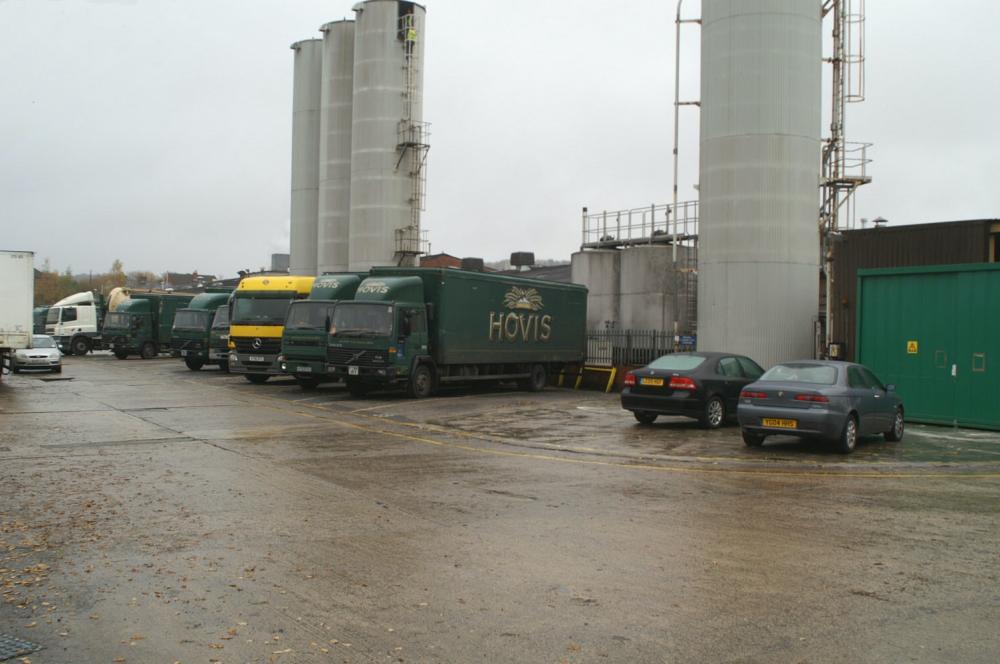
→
(856, 263, 1000, 430)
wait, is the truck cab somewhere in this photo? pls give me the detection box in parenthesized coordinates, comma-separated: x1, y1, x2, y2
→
(228, 275, 315, 384)
(104, 299, 155, 359)
(279, 274, 363, 389)
(45, 291, 105, 355)
(171, 290, 233, 371)
(327, 276, 430, 397)
(208, 305, 231, 371)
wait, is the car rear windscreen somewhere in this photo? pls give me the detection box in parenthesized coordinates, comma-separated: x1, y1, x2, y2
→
(648, 355, 706, 371)
(761, 364, 837, 385)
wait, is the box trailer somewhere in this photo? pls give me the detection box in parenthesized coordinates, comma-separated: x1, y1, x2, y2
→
(1, 250, 34, 378)
(326, 267, 587, 397)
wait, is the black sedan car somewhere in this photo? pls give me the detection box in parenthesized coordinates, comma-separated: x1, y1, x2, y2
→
(621, 352, 765, 428)
(737, 360, 904, 454)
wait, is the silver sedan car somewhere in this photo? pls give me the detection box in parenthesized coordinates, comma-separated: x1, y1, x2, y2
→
(737, 361, 904, 454)
(11, 334, 63, 374)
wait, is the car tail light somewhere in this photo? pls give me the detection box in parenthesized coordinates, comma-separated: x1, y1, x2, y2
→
(669, 376, 697, 390)
(794, 394, 830, 404)
(740, 390, 767, 399)
(623, 372, 636, 387)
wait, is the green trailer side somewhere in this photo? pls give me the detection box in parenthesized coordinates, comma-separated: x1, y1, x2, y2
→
(172, 290, 234, 370)
(280, 274, 364, 388)
(856, 263, 1000, 430)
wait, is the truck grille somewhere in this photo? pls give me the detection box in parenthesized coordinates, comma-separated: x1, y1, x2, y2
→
(327, 348, 387, 367)
(233, 338, 281, 354)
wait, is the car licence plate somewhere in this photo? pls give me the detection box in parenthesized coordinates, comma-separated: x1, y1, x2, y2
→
(348, 365, 359, 376)
(297, 366, 312, 373)
(762, 418, 797, 429)
(248, 355, 265, 363)
(640, 377, 664, 387)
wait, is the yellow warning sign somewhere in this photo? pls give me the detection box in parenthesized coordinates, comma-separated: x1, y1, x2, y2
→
(907, 340, 919, 354)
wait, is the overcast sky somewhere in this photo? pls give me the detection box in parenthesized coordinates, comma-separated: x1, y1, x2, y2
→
(2, 0, 998, 278)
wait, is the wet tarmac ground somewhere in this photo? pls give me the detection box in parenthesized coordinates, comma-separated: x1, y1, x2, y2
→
(2, 354, 999, 663)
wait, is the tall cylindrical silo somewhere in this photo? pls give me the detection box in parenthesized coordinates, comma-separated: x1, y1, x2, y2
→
(316, 20, 355, 274)
(697, 0, 821, 367)
(349, 0, 427, 271)
(288, 39, 323, 276)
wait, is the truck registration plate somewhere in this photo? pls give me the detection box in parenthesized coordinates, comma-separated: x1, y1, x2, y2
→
(180, 350, 188, 357)
(297, 366, 312, 373)
(348, 365, 359, 376)
(248, 355, 265, 363)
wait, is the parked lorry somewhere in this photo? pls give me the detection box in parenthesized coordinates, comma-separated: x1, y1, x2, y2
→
(103, 291, 195, 359)
(279, 274, 364, 389)
(1, 250, 34, 379)
(45, 287, 130, 355)
(208, 305, 231, 371)
(33, 306, 50, 334)
(170, 289, 234, 371)
(326, 267, 588, 398)
(228, 275, 315, 383)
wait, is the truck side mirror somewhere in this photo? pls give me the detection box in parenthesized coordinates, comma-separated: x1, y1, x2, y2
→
(400, 313, 412, 337)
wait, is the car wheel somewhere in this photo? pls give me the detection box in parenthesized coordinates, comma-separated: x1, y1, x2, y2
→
(408, 364, 433, 399)
(884, 407, 904, 442)
(700, 396, 725, 429)
(113, 349, 129, 360)
(53, 366, 62, 374)
(633, 411, 658, 425)
(296, 377, 321, 390)
(71, 337, 90, 356)
(140, 342, 157, 360)
(742, 429, 764, 447)
(345, 378, 369, 398)
(184, 357, 204, 371)
(836, 414, 858, 454)
(244, 374, 269, 384)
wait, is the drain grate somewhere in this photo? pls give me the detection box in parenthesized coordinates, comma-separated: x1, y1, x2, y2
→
(0, 634, 42, 661)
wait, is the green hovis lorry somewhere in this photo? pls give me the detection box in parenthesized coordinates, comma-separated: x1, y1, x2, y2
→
(171, 289, 234, 371)
(103, 291, 195, 359)
(207, 304, 231, 371)
(279, 274, 364, 389)
(326, 267, 587, 398)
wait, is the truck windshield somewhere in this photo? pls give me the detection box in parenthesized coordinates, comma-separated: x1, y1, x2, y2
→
(285, 302, 333, 331)
(211, 307, 230, 329)
(330, 304, 394, 337)
(105, 312, 130, 328)
(173, 310, 211, 330)
(46, 308, 60, 323)
(232, 297, 292, 325)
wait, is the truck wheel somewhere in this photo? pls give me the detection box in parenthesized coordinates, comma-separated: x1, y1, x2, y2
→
(218, 360, 230, 373)
(113, 349, 129, 360)
(521, 364, 547, 392)
(296, 376, 321, 390)
(140, 342, 157, 360)
(71, 337, 91, 356)
(184, 357, 204, 371)
(346, 378, 369, 398)
(407, 364, 433, 399)
(245, 374, 269, 384)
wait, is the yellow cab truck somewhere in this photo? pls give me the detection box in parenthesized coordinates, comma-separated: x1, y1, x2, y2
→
(227, 275, 315, 384)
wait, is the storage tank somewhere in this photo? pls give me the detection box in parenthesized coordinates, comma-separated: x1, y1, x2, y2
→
(697, 0, 821, 368)
(348, 0, 427, 271)
(316, 20, 356, 274)
(571, 250, 621, 329)
(288, 39, 323, 276)
(619, 245, 694, 332)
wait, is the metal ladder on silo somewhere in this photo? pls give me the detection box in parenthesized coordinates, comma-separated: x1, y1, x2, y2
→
(396, 12, 430, 233)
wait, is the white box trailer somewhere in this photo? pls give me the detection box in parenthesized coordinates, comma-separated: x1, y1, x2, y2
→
(1, 250, 35, 377)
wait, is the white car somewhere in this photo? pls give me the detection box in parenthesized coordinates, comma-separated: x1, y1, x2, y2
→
(11, 334, 63, 373)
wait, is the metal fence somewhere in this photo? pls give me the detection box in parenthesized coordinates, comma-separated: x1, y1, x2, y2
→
(586, 329, 695, 367)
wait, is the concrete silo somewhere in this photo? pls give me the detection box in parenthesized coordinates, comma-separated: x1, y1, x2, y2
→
(348, 0, 428, 271)
(316, 20, 356, 274)
(288, 39, 323, 276)
(697, 0, 821, 367)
